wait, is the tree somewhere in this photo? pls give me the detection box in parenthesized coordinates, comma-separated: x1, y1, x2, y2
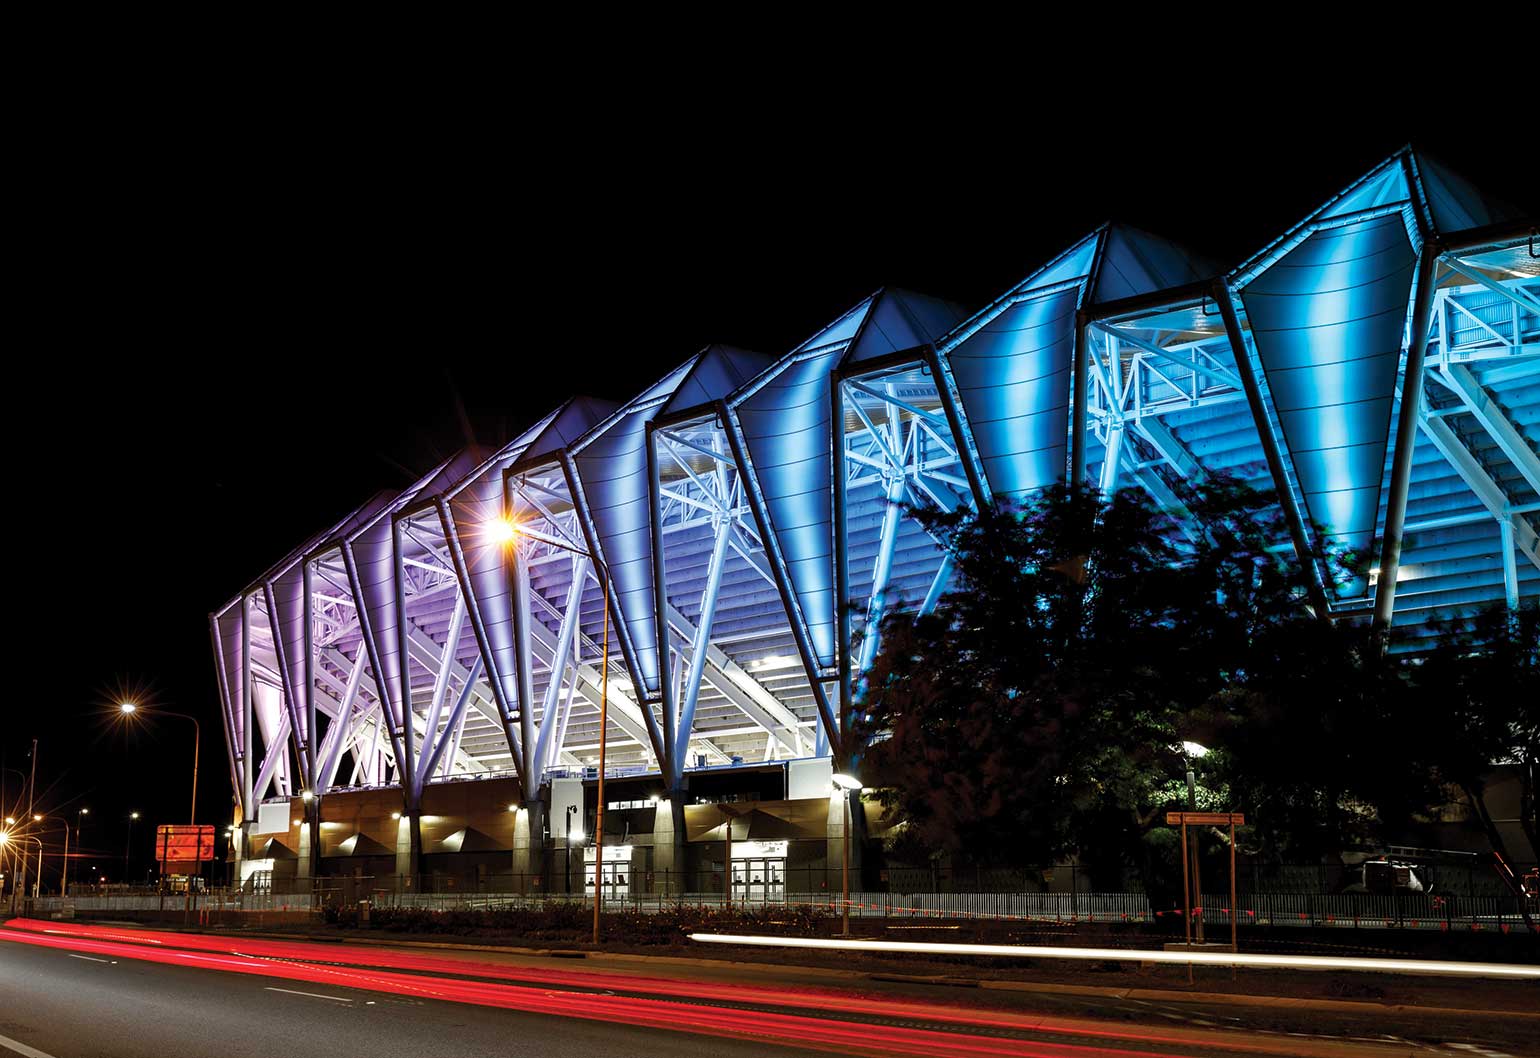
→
(1402, 607, 1540, 881)
(854, 478, 1326, 889)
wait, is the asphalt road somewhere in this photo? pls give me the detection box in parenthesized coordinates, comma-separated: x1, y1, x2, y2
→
(0, 937, 829, 1058)
(0, 920, 1532, 1058)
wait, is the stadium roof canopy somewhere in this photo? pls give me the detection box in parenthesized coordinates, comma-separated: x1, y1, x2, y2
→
(214, 148, 1536, 819)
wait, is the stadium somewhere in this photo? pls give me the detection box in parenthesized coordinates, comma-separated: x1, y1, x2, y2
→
(213, 148, 1536, 900)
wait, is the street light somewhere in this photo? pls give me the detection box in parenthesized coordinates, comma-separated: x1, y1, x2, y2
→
(124, 812, 141, 883)
(832, 773, 863, 936)
(491, 515, 611, 944)
(62, 808, 89, 896)
(120, 702, 200, 825)
(1179, 742, 1208, 944)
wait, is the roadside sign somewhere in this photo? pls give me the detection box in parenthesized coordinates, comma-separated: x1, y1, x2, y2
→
(155, 824, 215, 864)
(1166, 812, 1245, 826)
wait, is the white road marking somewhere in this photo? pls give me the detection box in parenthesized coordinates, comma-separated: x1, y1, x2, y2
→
(0, 1030, 61, 1058)
(65, 954, 111, 964)
(690, 933, 1540, 979)
(264, 987, 353, 1003)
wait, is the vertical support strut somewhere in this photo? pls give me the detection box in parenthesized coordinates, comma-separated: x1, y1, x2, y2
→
(647, 424, 679, 787)
(721, 402, 842, 763)
(857, 473, 907, 676)
(509, 543, 538, 800)
(831, 374, 853, 745)
(532, 555, 588, 779)
(391, 519, 417, 806)
(1215, 281, 1332, 619)
(302, 561, 318, 789)
(1070, 312, 1091, 491)
(673, 516, 732, 775)
(1373, 244, 1440, 637)
(241, 595, 255, 814)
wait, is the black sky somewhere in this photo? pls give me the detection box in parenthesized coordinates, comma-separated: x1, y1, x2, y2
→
(7, 67, 1535, 877)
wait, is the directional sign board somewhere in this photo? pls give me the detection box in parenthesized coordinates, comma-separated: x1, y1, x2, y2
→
(156, 824, 215, 864)
(1166, 812, 1245, 826)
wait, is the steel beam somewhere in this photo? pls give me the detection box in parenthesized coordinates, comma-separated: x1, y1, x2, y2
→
(530, 556, 588, 781)
(1438, 363, 1540, 497)
(1215, 282, 1332, 619)
(1373, 245, 1440, 633)
(1418, 409, 1540, 573)
(673, 518, 732, 775)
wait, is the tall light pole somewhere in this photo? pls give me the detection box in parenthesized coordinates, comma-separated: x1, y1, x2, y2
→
(62, 807, 88, 896)
(120, 703, 199, 825)
(124, 811, 140, 883)
(492, 516, 609, 943)
(1181, 741, 1208, 945)
(31, 815, 65, 898)
(832, 772, 863, 936)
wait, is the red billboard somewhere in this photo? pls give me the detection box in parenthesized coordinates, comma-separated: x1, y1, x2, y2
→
(155, 824, 215, 864)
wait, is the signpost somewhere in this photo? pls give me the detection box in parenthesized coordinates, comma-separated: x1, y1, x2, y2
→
(1166, 812, 1244, 977)
(155, 825, 213, 921)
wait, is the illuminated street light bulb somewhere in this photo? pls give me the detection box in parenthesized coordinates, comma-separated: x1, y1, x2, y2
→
(33, 814, 42, 822)
(391, 812, 402, 820)
(487, 518, 519, 546)
(831, 772, 864, 792)
(1180, 741, 1209, 759)
(300, 790, 315, 803)
(506, 804, 518, 813)
(130, 811, 140, 820)
(0, 831, 9, 846)
(119, 702, 138, 715)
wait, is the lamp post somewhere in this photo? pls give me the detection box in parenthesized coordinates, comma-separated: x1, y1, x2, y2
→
(30, 815, 64, 898)
(832, 772, 863, 937)
(120, 703, 200, 825)
(492, 517, 610, 944)
(62, 807, 88, 896)
(1181, 741, 1208, 945)
(564, 804, 579, 895)
(124, 812, 141, 884)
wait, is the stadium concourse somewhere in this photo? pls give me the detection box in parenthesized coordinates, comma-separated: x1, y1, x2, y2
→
(213, 148, 1536, 898)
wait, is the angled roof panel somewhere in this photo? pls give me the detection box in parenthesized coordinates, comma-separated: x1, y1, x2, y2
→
(844, 289, 969, 366)
(661, 345, 775, 419)
(1413, 152, 1526, 236)
(730, 300, 876, 667)
(1239, 213, 1417, 584)
(941, 225, 1214, 500)
(949, 285, 1080, 498)
(570, 358, 697, 698)
(519, 396, 620, 466)
(1091, 225, 1219, 304)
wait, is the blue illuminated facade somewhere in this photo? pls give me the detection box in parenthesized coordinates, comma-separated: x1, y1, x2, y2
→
(213, 149, 1536, 827)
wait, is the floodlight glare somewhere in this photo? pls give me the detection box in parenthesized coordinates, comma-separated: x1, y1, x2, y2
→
(832, 773, 863, 791)
(487, 518, 519, 546)
(300, 790, 315, 803)
(119, 702, 138, 714)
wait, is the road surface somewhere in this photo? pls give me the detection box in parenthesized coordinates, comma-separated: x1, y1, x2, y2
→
(0, 919, 1531, 1057)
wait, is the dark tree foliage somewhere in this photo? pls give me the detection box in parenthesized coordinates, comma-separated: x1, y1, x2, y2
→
(1402, 607, 1540, 868)
(854, 478, 1324, 887)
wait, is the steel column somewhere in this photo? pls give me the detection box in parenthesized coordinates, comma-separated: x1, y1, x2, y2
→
(831, 374, 853, 743)
(673, 517, 732, 774)
(531, 555, 588, 779)
(1373, 244, 1440, 634)
(1215, 282, 1332, 619)
(646, 425, 679, 785)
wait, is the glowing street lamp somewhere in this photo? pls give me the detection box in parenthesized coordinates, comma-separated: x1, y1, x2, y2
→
(119, 702, 200, 826)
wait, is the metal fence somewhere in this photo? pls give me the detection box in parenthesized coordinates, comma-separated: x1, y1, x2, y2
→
(26, 873, 1535, 933)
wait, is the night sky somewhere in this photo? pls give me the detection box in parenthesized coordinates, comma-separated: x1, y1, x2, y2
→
(7, 79, 1534, 883)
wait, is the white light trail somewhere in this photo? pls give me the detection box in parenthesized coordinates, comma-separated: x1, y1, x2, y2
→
(689, 933, 1540, 980)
